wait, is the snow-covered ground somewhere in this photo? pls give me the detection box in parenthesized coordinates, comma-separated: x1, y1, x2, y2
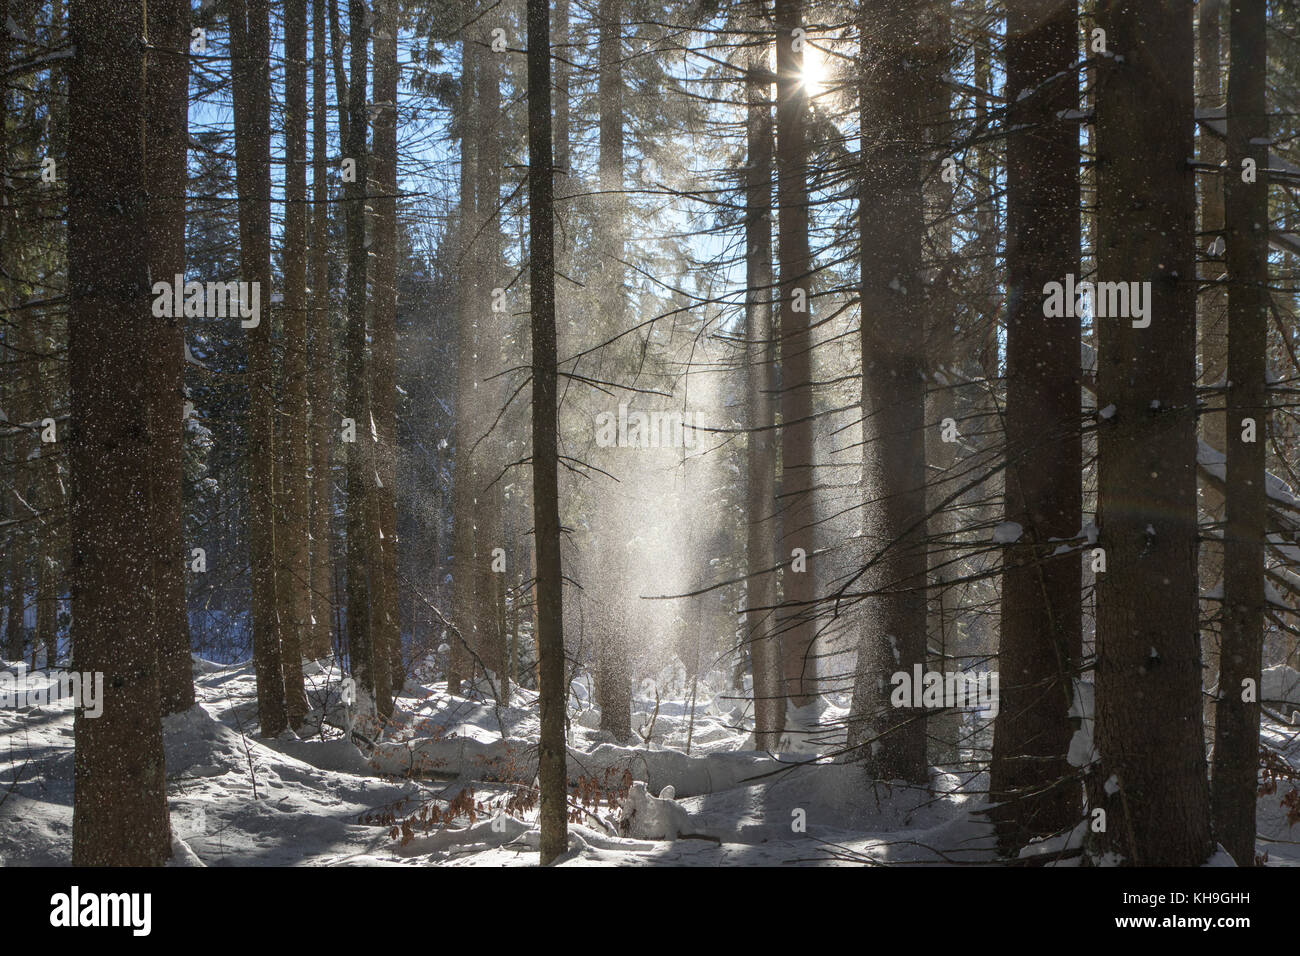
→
(0, 655, 1296, 866)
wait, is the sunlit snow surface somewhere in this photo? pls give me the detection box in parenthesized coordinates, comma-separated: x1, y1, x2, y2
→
(0, 655, 1295, 867)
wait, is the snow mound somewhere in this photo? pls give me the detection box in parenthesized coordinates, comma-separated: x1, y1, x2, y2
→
(618, 782, 693, 840)
(1262, 664, 1300, 705)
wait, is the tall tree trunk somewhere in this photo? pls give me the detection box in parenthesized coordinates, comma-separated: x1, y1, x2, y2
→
(744, 51, 784, 750)
(306, 0, 336, 661)
(30, 529, 56, 660)
(1090, 0, 1212, 866)
(596, 0, 631, 741)
(1211, 0, 1268, 868)
(922, 0, 960, 770)
(774, 0, 817, 706)
(28, 0, 61, 675)
(0, 0, 23, 667)
(1197, 0, 1226, 745)
(528, 0, 567, 865)
(474, 38, 509, 686)
(230, 0, 287, 735)
(540, 0, 568, 691)
(989, 0, 1083, 852)
(342, 0, 375, 708)
(277, 0, 312, 730)
(10, 313, 33, 667)
(34, 322, 58, 669)
(554, 0, 570, 203)
(3, 547, 21, 661)
(146, 0, 194, 715)
(1, 59, 20, 657)
(0, 0, 8, 664)
(972, 15, 1000, 383)
(449, 29, 478, 694)
(329, 0, 349, 146)
(848, 0, 931, 784)
(69, 0, 171, 865)
(369, 0, 399, 715)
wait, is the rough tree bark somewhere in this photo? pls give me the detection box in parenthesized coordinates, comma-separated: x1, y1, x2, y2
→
(306, 0, 336, 661)
(528, 0, 568, 865)
(69, 0, 172, 865)
(230, 0, 287, 735)
(277, 0, 312, 730)
(774, 0, 817, 706)
(744, 46, 784, 751)
(369, 0, 400, 715)
(449, 28, 478, 694)
(922, 0, 960, 770)
(1090, 0, 1213, 866)
(147, 0, 195, 716)
(989, 0, 1083, 852)
(342, 0, 376, 709)
(1211, 0, 1268, 868)
(473, 37, 509, 686)
(555, 0, 570, 200)
(848, 0, 933, 784)
(1, 0, 25, 667)
(595, 0, 632, 741)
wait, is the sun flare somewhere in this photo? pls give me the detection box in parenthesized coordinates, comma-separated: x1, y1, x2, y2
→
(801, 44, 828, 95)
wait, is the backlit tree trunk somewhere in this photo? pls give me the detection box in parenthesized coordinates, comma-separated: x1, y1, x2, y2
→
(989, 0, 1083, 851)
(230, 0, 287, 735)
(848, 0, 934, 784)
(744, 49, 784, 750)
(306, 0, 336, 661)
(278, 0, 312, 730)
(342, 0, 375, 709)
(1090, 0, 1212, 866)
(774, 0, 817, 706)
(596, 0, 632, 741)
(528, 0, 568, 865)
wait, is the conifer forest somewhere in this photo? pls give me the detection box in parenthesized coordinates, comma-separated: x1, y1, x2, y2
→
(1, 0, 1299, 908)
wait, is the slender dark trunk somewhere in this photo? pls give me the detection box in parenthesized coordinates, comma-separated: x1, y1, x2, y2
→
(369, 0, 399, 715)
(774, 0, 816, 706)
(1211, 0, 1268, 868)
(342, 0, 374, 708)
(278, 0, 311, 730)
(474, 40, 509, 685)
(3, 545, 21, 661)
(554, 0, 570, 204)
(34, 300, 59, 669)
(528, 0, 567, 865)
(922, 0, 961, 771)
(2, 0, 29, 668)
(449, 31, 478, 694)
(230, 0, 286, 735)
(306, 0, 336, 661)
(596, 0, 632, 741)
(744, 51, 784, 750)
(148, 0, 194, 716)
(0, 0, 19, 667)
(989, 0, 1083, 852)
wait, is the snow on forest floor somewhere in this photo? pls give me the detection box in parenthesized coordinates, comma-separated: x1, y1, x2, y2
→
(1, 655, 1298, 866)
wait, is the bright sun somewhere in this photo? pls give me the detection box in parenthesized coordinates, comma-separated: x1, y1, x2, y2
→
(801, 45, 828, 95)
